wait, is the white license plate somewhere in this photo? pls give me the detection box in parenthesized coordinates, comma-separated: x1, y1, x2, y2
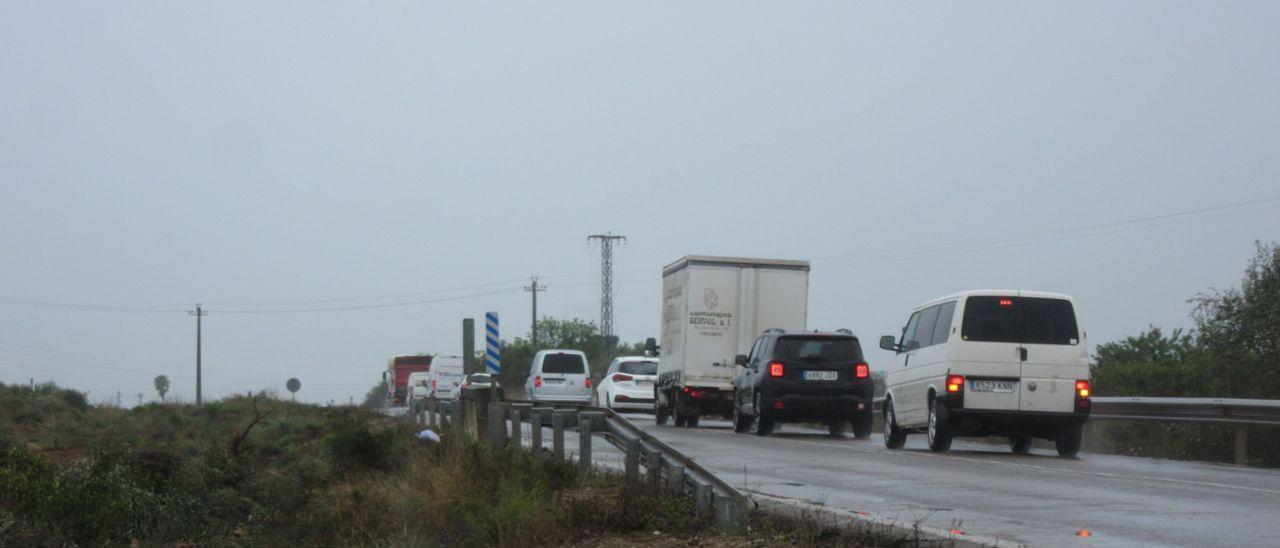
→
(544, 378, 565, 384)
(803, 370, 838, 381)
(970, 380, 1016, 393)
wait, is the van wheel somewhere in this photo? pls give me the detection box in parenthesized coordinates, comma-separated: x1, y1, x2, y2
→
(883, 400, 907, 449)
(732, 397, 751, 433)
(827, 419, 847, 437)
(1055, 425, 1083, 457)
(852, 411, 873, 440)
(752, 393, 774, 436)
(1010, 434, 1033, 454)
(927, 399, 953, 453)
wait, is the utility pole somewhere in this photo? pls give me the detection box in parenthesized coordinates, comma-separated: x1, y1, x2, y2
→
(524, 277, 546, 349)
(588, 233, 626, 349)
(189, 304, 207, 405)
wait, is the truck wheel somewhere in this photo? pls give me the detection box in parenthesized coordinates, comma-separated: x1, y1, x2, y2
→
(827, 419, 847, 437)
(852, 411, 873, 440)
(884, 400, 907, 449)
(686, 414, 700, 428)
(1010, 434, 1033, 454)
(1055, 425, 1083, 457)
(732, 397, 751, 433)
(655, 396, 669, 426)
(753, 393, 774, 436)
(927, 398, 953, 453)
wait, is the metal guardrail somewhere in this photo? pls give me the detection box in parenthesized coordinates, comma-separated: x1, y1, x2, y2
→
(1089, 396, 1280, 426)
(407, 391, 749, 534)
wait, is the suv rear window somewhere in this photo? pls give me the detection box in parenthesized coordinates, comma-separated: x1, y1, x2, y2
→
(961, 296, 1079, 345)
(774, 337, 862, 362)
(542, 353, 586, 374)
(618, 361, 657, 375)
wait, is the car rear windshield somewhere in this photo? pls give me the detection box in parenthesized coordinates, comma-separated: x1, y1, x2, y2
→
(468, 374, 492, 384)
(542, 353, 586, 374)
(774, 337, 862, 362)
(961, 296, 1079, 345)
(618, 361, 657, 375)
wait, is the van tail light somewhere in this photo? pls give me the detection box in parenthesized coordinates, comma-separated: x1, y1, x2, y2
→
(946, 375, 964, 393)
(854, 363, 869, 379)
(769, 361, 785, 378)
(612, 373, 634, 383)
(585, 377, 592, 388)
(1075, 380, 1091, 398)
(533, 376, 542, 388)
(1075, 379, 1092, 412)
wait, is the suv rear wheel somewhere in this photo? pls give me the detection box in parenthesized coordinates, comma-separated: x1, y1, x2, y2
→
(752, 392, 774, 436)
(884, 399, 907, 449)
(926, 398, 953, 453)
(732, 395, 751, 433)
(852, 411, 873, 440)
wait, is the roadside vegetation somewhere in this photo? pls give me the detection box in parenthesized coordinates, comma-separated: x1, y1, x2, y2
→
(1091, 241, 1280, 466)
(1, 384, 923, 546)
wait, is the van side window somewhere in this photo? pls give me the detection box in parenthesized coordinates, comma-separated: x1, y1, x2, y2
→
(901, 311, 922, 351)
(909, 306, 940, 350)
(931, 301, 956, 346)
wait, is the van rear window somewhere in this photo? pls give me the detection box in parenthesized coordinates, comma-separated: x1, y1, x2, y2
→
(542, 354, 586, 374)
(961, 296, 1079, 345)
(774, 337, 862, 362)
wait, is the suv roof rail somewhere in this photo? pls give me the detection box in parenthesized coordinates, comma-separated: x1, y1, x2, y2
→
(835, 328, 853, 335)
(762, 327, 786, 335)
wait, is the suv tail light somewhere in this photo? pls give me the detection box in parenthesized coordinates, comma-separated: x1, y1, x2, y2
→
(946, 375, 964, 393)
(612, 373, 634, 383)
(854, 362, 869, 379)
(769, 361, 785, 378)
(533, 376, 542, 388)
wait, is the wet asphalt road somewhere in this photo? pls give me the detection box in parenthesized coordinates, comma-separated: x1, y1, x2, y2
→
(617, 413, 1280, 547)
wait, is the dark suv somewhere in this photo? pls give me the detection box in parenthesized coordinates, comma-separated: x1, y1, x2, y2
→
(731, 330, 874, 437)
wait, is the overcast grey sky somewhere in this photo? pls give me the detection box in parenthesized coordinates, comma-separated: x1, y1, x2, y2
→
(2, 2, 1278, 405)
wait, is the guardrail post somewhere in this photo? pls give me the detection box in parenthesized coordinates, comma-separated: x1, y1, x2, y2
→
(552, 411, 566, 460)
(695, 482, 713, 516)
(529, 410, 543, 455)
(509, 405, 524, 449)
(578, 412, 593, 476)
(487, 402, 504, 446)
(713, 495, 749, 535)
(625, 438, 640, 483)
(644, 449, 662, 492)
(1235, 425, 1249, 465)
(666, 465, 685, 495)
(428, 400, 437, 429)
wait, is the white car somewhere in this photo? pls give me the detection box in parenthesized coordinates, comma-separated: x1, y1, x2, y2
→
(596, 356, 658, 411)
(879, 290, 1091, 457)
(525, 350, 592, 404)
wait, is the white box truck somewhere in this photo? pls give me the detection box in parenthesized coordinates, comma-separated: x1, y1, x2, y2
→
(649, 255, 809, 427)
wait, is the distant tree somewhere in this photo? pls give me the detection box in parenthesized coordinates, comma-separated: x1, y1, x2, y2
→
(1092, 327, 1209, 396)
(154, 375, 170, 402)
(361, 380, 388, 409)
(1191, 241, 1280, 399)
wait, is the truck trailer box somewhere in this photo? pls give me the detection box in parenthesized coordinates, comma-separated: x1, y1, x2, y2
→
(656, 255, 809, 425)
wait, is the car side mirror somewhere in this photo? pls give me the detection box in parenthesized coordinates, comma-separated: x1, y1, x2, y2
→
(734, 354, 748, 366)
(644, 337, 659, 356)
(879, 335, 900, 352)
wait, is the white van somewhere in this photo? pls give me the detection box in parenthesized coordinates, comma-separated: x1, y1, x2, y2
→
(879, 290, 1091, 457)
(525, 350, 592, 404)
(407, 371, 432, 404)
(428, 355, 466, 400)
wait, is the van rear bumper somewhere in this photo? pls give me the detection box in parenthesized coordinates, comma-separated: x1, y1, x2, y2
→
(943, 407, 1089, 438)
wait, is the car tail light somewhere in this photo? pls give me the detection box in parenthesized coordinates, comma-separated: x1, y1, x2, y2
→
(946, 375, 964, 393)
(612, 373, 634, 383)
(533, 376, 542, 388)
(854, 362, 869, 379)
(769, 361, 785, 378)
(432, 380, 437, 390)
(1076, 380, 1091, 398)
(585, 377, 592, 388)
